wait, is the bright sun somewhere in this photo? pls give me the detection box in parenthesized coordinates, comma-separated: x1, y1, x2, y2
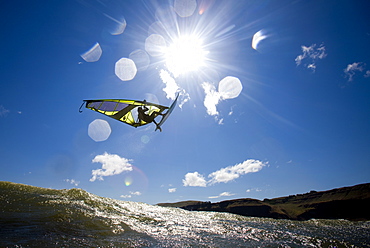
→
(165, 35, 208, 77)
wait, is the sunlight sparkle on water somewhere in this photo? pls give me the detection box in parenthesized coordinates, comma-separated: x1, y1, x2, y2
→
(165, 35, 208, 77)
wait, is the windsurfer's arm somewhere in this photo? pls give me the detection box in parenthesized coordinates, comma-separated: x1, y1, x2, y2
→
(141, 102, 149, 112)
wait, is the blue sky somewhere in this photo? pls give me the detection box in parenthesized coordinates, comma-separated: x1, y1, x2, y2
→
(1, 0, 369, 204)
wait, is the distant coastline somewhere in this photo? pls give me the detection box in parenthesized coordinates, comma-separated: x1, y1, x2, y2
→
(157, 183, 370, 221)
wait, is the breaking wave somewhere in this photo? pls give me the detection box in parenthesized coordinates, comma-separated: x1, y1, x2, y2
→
(1, 181, 369, 247)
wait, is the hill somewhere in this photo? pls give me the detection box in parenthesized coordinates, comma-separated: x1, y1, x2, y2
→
(157, 183, 370, 221)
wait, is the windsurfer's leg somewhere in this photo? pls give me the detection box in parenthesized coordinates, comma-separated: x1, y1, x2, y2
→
(153, 120, 162, 132)
(141, 113, 155, 123)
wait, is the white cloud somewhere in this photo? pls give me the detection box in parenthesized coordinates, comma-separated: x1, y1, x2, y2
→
(0, 105, 10, 117)
(344, 62, 365, 81)
(220, 192, 234, 197)
(208, 159, 266, 185)
(120, 191, 141, 198)
(65, 179, 80, 186)
(365, 70, 370, 78)
(295, 43, 327, 72)
(131, 191, 141, 196)
(120, 194, 132, 198)
(246, 188, 262, 193)
(182, 172, 207, 187)
(183, 159, 267, 187)
(307, 64, 316, 70)
(90, 152, 133, 182)
(202, 77, 242, 118)
(168, 188, 177, 193)
(159, 70, 190, 109)
(315, 46, 327, 59)
(295, 55, 305, 66)
(208, 191, 235, 199)
(160, 69, 180, 100)
(159, 72, 242, 118)
(202, 82, 221, 116)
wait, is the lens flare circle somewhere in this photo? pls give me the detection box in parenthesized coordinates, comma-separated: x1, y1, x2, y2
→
(174, 0, 197, 17)
(145, 34, 166, 57)
(252, 30, 268, 50)
(88, 119, 111, 142)
(115, 58, 137, 81)
(81, 43, 102, 62)
(141, 135, 150, 144)
(218, 76, 242, 99)
(124, 176, 133, 186)
(129, 49, 150, 71)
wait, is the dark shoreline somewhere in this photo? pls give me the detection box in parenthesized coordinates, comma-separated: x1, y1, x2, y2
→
(158, 183, 370, 221)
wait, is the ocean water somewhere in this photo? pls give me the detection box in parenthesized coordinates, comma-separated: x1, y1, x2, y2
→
(0, 182, 369, 247)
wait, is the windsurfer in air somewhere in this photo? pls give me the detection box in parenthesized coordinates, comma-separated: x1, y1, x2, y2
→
(138, 100, 165, 132)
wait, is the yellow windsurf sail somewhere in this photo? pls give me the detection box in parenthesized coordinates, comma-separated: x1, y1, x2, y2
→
(81, 99, 169, 127)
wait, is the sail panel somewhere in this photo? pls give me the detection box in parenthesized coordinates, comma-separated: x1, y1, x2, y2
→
(84, 99, 169, 128)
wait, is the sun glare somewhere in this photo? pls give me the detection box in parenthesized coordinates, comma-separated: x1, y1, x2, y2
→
(165, 35, 208, 77)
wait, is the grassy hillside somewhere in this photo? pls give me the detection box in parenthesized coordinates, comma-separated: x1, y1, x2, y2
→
(158, 183, 370, 221)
